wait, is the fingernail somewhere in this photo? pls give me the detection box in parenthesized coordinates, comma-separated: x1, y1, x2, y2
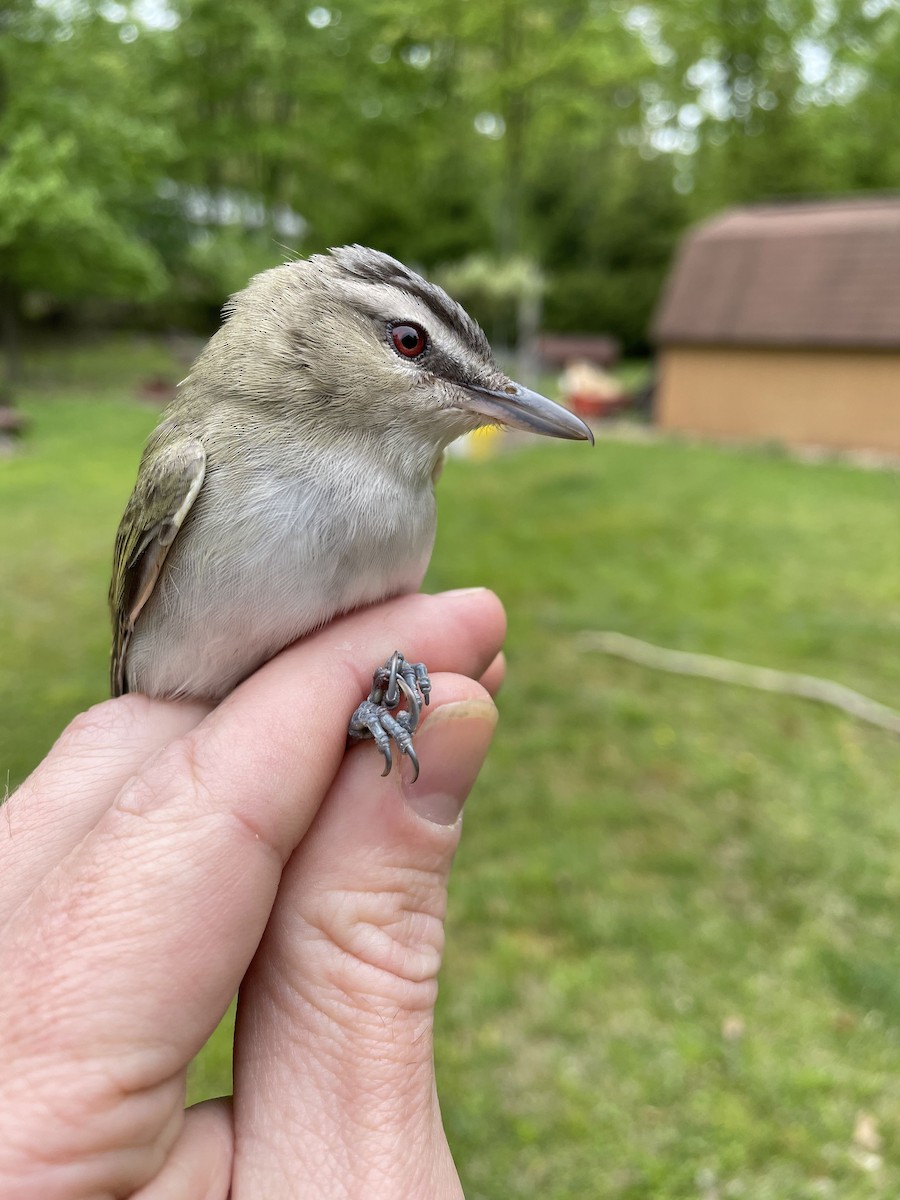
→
(403, 700, 498, 824)
(437, 586, 490, 598)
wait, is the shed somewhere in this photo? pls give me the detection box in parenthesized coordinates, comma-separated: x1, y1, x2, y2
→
(652, 197, 900, 454)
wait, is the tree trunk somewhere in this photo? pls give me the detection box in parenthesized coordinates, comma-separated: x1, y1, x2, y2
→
(498, 1, 526, 264)
(0, 280, 22, 404)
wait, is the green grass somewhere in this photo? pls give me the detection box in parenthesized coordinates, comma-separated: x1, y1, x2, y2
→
(4, 337, 900, 1197)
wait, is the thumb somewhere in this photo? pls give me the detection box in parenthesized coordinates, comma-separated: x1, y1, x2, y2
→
(232, 677, 497, 1198)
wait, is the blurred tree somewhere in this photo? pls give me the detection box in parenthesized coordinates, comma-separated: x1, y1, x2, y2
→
(162, 0, 672, 346)
(160, 0, 491, 274)
(0, 1, 177, 394)
(4, 0, 900, 359)
(539, 148, 688, 351)
(437, 253, 544, 376)
(824, 0, 900, 191)
(640, 0, 900, 211)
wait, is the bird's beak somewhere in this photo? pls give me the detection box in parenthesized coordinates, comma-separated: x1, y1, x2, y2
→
(463, 381, 594, 444)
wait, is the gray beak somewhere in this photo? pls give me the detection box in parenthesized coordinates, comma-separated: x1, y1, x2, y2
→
(463, 381, 594, 444)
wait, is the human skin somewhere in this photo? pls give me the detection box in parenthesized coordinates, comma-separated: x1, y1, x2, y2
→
(0, 587, 506, 1200)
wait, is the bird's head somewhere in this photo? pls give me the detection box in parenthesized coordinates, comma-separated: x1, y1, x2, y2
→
(204, 245, 593, 452)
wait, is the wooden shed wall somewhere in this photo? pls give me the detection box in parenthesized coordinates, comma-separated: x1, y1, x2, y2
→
(657, 347, 900, 455)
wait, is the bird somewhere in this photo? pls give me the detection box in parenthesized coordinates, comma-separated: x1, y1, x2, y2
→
(109, 245, 593, 780)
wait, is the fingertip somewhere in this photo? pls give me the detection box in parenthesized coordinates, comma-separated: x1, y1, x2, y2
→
(131, 1097, 233, 1200)
(479, 651, 506, 697)
(434, 586, 507, 637)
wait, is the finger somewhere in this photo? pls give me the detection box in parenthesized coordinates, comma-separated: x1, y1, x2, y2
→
(130, 1099, 233, 1200)
(479, 649, 506, 696)
(0, 587, 504, 917)
(232, 674, 496, 1197)
(0, 590, 504, 1195)
(0, 695, 210, 915)
(189, 586, 506, 856)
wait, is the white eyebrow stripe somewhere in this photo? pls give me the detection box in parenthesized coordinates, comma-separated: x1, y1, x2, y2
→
(326, 245, 492, 357)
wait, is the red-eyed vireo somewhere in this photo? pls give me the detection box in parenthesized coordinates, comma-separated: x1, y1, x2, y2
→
(110, 246, 592, 779)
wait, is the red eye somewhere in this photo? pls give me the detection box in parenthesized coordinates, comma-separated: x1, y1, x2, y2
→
(390, 322, 428, 358)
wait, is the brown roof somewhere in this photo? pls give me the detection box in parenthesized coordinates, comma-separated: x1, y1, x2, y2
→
(652, 197, 900, 349)
(534, 334, 620, 368)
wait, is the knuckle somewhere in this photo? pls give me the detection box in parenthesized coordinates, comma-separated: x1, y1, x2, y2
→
(115, 729, 210, 818)
(309, 881, 446, 997)
(52, 695, 162, 765)
(117, 732, 286, 864)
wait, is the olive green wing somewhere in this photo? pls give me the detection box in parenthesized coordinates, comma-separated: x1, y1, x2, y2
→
(109, 428, 206, 696)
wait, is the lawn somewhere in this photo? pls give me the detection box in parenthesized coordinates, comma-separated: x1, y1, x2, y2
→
(3, 336, 900, 1198)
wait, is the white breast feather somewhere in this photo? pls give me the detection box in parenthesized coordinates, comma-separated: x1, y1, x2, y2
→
(125, 448, 436, 700)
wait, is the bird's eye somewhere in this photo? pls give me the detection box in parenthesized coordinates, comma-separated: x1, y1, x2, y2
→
(389, 322, 428, 358)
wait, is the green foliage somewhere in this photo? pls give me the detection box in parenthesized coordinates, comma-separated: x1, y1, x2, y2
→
(3, 0, 900, 349)
(181, 226, 284, 308)
(436, 254, 543, 346)
(648, 0, 900, 210)
(0, 3, 176, 304)
(4, 339, 900, 1196)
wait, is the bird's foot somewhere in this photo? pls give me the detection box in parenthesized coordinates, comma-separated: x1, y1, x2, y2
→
(348, 651, 431, 783)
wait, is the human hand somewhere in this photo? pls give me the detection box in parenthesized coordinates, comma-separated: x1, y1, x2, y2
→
(0, 587, 506, 1200)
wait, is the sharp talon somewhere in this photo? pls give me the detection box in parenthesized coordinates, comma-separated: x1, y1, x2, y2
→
(384, 651, 403, 707)
(405, 744, 420, 784)
(414, 663, 431, 705)
(396, 675, 420, 730)
(348, 653, 430, 782)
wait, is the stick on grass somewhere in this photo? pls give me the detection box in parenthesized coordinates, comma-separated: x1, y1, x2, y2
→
(578, 631, 900, 735)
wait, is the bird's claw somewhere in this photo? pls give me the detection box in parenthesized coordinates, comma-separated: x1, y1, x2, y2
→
(370, 651, 431, 711)
(347, 651, 431, 783)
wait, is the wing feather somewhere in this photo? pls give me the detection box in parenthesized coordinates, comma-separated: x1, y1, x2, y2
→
(109, 427, 206, 695)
